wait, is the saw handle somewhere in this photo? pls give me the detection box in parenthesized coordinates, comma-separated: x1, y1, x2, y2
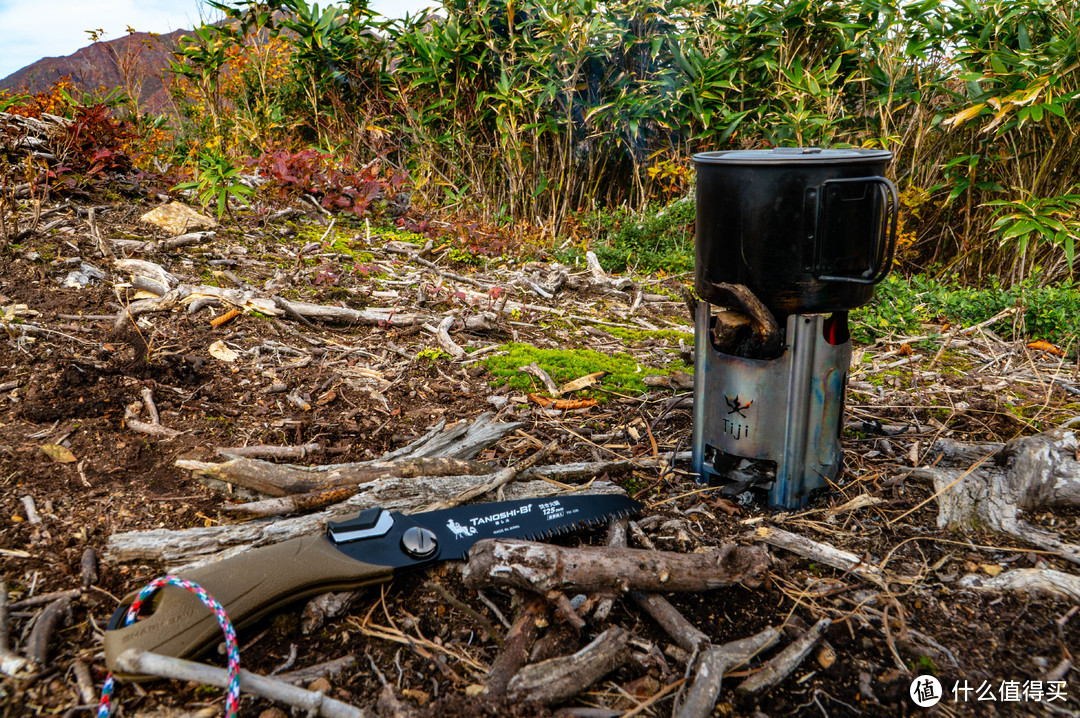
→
(103, 534, 393, 678)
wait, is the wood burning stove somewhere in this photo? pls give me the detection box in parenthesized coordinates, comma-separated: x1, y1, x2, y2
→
(691, 147, 898, 508)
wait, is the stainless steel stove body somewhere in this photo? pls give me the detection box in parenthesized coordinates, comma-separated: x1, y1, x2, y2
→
(692, 308, 851, 508)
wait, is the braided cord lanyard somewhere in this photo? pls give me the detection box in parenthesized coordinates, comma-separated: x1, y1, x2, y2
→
(97, 576, 241, 718)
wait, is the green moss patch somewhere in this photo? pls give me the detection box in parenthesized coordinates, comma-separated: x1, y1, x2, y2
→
(481, 342, 690, 398)
(601, 326, 694, 344)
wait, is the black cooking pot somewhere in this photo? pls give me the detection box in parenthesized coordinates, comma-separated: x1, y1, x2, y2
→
(693, 147, 897, 316)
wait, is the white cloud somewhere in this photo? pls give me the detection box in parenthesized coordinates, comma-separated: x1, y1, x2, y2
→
(0, 0, 439, 81)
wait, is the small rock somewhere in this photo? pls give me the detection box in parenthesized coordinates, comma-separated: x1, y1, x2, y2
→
(140, 202, 216, 236)
(307, 677, 332, 694)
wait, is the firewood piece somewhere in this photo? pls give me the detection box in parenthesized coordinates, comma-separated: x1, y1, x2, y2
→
(629, 592, 708, 653)
(178, 456, 490, 498)
(25, 596, 70, 665)
(437, 315, 467, 359)
(217, 443, 324, 460)
(485, 595, 549, 696)
(112, 230, 216, 253)
(751, 525, 895, 587)
(915, 429, 1080, 565)
(462, 540, 769, 594)
(710, 309, 753, 355)
(957, 568, 1080, 601)
(106, 480, 627, 570)
(80, 547, 98, 589)
(674, 627, 780, 718)
(9, 589, 82, 610)
(506, 627, 630, 704)
(707, 282, 780, 358)
(113, 649, 368, 718)
(736, 618, 831, 694)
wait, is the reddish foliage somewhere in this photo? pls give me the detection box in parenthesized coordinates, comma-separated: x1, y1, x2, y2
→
(59, 105, 135, 176)
(254, 147, 407, 217)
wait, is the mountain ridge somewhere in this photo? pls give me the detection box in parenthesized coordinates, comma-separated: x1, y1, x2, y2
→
(0, 28, 194, 114)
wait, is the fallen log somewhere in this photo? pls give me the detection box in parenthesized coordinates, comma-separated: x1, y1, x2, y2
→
(106, 480, 627, 571)
(178, 456, 490, 498)
(462, 540, 769, 594)
(506, 627, 630, 704)
(913, 429, 1080, 565)
(674, 627, 780, 718)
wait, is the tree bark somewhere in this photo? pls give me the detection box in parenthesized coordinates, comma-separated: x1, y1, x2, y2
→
(462, 540, 769, 594)
(178, 456, 490, 497)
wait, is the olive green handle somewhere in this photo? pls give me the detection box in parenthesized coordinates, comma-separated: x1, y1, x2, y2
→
(104, 534, 392, 677)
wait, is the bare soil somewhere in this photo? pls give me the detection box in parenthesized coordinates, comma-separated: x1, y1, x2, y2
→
(0, 197, 1078, 718)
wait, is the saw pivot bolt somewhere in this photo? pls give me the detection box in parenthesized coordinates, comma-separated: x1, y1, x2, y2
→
(401, 527, 438, 558)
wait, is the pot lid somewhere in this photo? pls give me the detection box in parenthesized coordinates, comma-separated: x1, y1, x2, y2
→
(693, 147, 892, 165)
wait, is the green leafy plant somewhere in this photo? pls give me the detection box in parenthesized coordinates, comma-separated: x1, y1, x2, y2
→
(174, 149, 254, 218)
(985, 190, 1080, 277)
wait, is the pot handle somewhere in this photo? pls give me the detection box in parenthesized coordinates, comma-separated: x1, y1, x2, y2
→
(814, 176, 898, 285)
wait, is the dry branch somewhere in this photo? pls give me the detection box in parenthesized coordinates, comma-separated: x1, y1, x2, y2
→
(484, 595, 549, 696)
(25, 596, 69, 665)
(958, 568, 1080, 601)
(674, 627, 780, 718)
(736, 618, 831, 695)
(217, 443, 324, 460)
(437, 315, 467, 359)
(630, 592, 709, 653)
(751, 526, 908, 586)
(178, 456, 490, 497)
(124, 401, 181, 439)
(462, 540, 769, 594)
(113, 649, 368, 718)
(506, 627, 630, 704)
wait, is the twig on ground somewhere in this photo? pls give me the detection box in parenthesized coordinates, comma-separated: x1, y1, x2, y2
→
(113, 649, 368, 718)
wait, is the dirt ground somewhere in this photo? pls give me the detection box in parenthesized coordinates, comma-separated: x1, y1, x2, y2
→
(0, 195, 1078, 718)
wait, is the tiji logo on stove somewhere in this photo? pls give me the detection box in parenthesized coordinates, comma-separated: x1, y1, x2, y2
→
(723, 395, 753, 440)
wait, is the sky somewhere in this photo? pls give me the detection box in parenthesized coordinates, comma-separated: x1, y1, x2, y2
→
(0, 0, 436, 80)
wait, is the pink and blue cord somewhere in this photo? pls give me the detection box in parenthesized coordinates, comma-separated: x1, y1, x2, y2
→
(97, 576, 240, 717)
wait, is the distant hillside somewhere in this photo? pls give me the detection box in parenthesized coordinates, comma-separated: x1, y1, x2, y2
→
(0, 28, 193, 114)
